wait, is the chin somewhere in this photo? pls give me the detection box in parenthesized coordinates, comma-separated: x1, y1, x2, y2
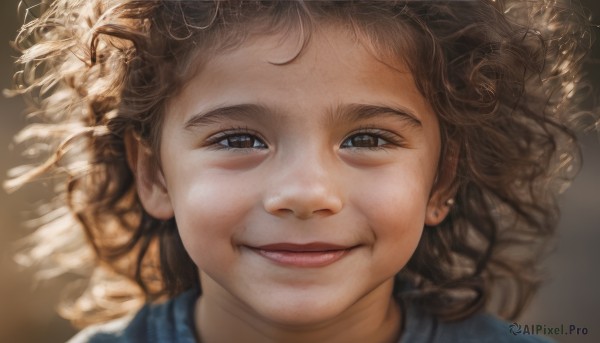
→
(249, 292, 350, 327)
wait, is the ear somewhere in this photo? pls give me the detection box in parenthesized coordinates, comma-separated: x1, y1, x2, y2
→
(425, 142, 459, 226)
(124, 130, 174, 220)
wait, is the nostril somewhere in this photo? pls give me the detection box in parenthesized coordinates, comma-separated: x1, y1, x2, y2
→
(269, 208, 295, 218)
(263, 191, 343, 219)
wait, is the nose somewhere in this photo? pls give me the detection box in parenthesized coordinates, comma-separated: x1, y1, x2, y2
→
(263, 155, 343, 219)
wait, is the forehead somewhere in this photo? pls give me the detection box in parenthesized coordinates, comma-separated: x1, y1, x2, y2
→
(168, 23, 436, 129)
(206, 24, 407, 88)
(180, 7, 421, 83)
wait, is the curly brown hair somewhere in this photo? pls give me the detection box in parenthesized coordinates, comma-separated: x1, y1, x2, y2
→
(6, 0, 593, 328)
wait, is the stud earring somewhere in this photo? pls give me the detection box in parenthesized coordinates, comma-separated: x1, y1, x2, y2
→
(445, 198, 455, 207)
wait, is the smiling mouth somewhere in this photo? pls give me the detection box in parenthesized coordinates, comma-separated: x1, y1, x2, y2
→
(248, 243, 356, 268)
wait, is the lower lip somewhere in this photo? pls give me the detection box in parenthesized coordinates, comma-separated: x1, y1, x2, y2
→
(252, 248, 352, 268)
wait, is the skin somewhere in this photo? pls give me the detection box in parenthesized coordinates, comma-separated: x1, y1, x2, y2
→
(127, 23, 453, 343)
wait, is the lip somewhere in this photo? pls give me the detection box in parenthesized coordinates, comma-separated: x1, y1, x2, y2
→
(249, 242, 355, 268)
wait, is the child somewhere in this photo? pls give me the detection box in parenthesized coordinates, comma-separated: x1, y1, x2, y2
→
(6, 0, 593, 342)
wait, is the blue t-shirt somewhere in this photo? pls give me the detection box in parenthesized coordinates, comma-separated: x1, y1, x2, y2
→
(67, 289, 553, 343)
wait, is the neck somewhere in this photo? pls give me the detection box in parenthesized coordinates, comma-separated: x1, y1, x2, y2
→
(194, 279, 402, 343)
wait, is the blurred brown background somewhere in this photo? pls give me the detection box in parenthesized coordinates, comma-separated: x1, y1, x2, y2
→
(1, 1, 599, 343)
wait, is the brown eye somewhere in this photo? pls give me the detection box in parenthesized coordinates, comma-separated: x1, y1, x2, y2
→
(218, 134, 267, 149)
(342, 134, 386, 148)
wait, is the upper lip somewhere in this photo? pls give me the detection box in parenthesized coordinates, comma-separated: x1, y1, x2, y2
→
(252, 242, 353, 252)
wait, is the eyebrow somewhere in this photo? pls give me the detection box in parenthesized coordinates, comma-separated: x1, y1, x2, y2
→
(331, 103, 422, 128)
(183, 102, 423, 129)
(184, 104, 270, 129)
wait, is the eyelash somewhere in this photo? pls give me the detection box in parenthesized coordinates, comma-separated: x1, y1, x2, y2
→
(204, 126, 267, 151)
(203, 126, 405, 151)
(341, 127, 406, 151)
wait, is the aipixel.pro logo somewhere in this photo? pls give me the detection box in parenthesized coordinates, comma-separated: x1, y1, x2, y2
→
(509, 322, 589, 336)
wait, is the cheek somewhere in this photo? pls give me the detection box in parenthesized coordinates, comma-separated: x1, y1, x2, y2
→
(352, 167, 430, 260)
(354, 165, 430, 221)
(168, 171, 258, 267)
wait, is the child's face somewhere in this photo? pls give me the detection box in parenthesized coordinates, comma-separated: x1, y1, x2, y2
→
(137, 25, 447, 325)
